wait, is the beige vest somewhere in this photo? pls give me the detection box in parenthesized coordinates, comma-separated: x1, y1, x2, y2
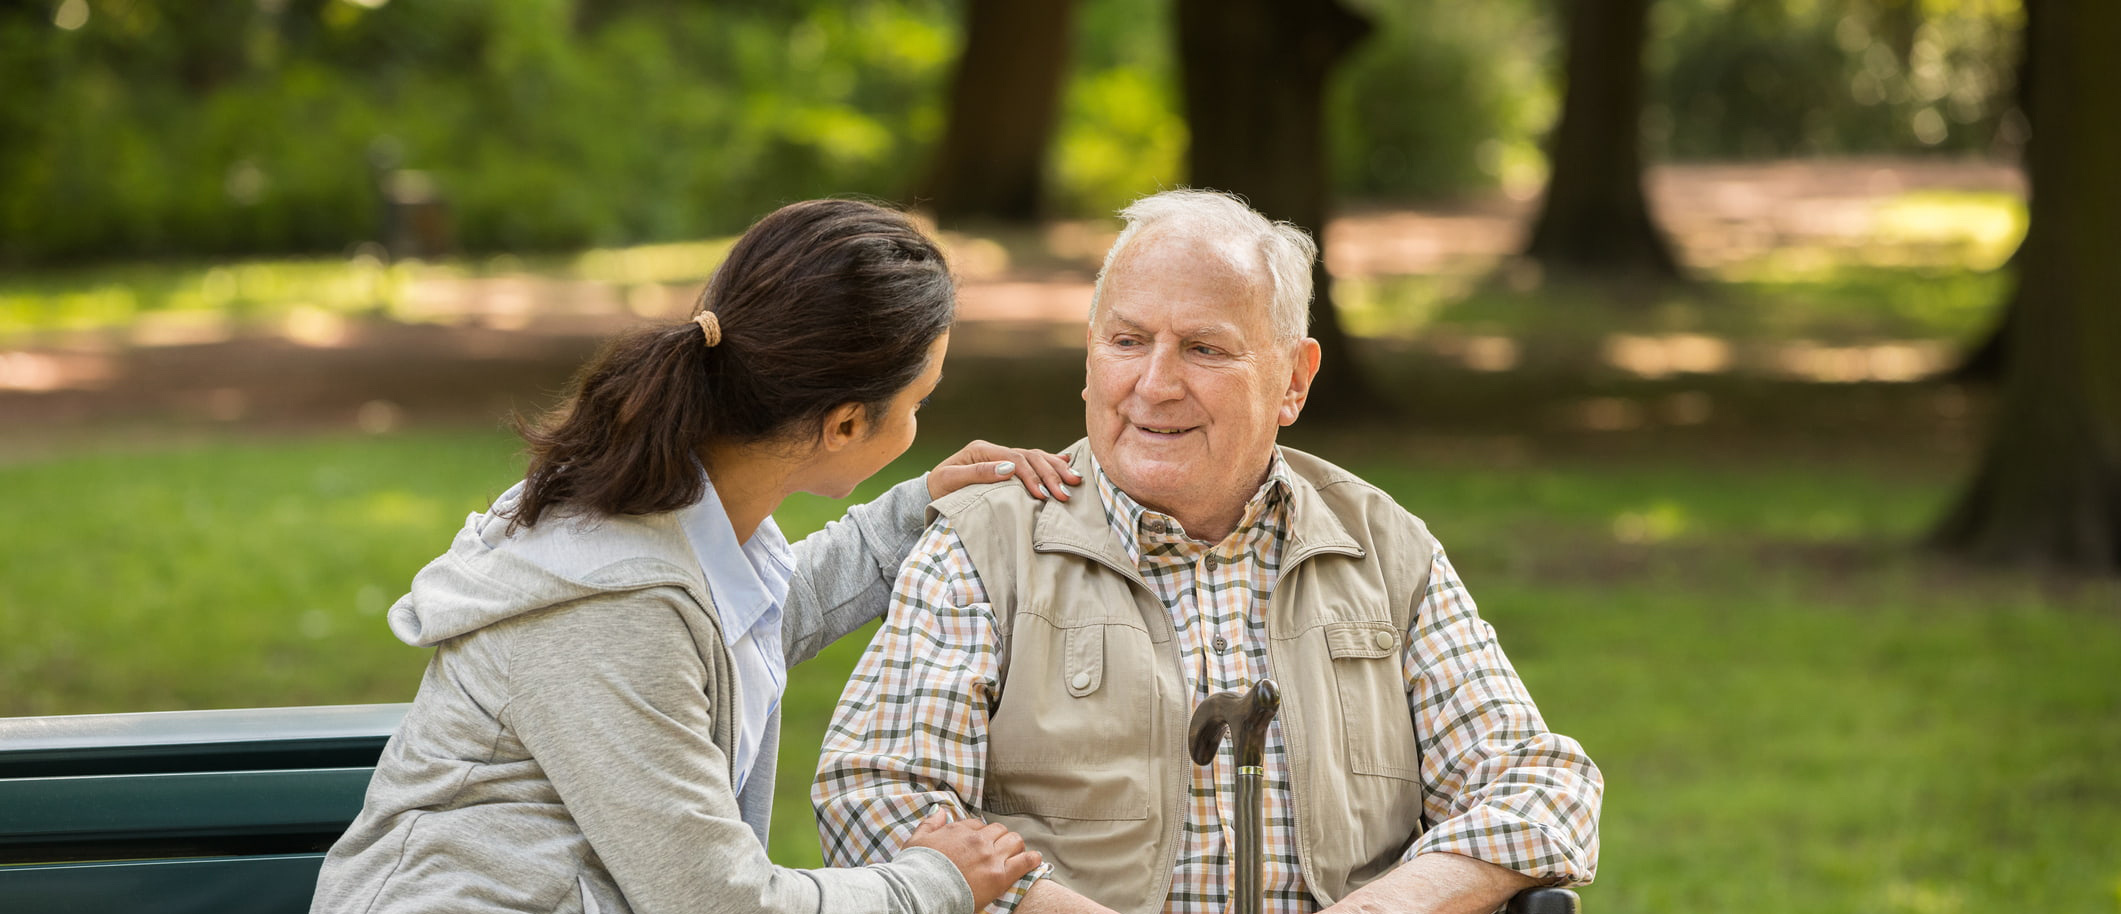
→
(929, 441, 1437, 912)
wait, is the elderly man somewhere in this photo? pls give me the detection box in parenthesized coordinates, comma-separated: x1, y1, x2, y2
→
(813, 190, 1601, 914)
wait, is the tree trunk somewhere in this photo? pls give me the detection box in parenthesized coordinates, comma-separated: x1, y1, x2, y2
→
(1522, 0, 1682, 281)
(1931, 0, 2121, 573)
(916, 0, 1076, 224)
(1176, 0, 1383, 418)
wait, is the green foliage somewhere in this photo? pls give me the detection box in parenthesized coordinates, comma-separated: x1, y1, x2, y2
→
(1049, 0, 1186, 217)
(1333, 0, 1557, 199)
(1650, 0, 2023, 158)
(1, 0, 2028, 260)
(1, 0, 958, 262)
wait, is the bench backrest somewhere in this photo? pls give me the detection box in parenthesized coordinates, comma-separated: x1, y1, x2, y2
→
(0, 704, 407, 914)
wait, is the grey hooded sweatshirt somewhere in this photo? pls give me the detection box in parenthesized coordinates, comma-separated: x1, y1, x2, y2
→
(311, 476, 972, 914)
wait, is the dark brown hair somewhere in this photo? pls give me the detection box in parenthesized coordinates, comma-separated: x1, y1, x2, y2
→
(505, 199, 954, 528)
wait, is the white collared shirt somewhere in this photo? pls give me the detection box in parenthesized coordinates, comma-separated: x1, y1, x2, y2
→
(681, 474, 794, 794)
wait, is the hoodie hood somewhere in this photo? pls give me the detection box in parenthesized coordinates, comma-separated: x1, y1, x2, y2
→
(387, 482, 714, 647)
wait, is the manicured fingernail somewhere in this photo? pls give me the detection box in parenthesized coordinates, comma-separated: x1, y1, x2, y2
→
(994, 461, 1015, 476)
(1036, 484, 1050, 498)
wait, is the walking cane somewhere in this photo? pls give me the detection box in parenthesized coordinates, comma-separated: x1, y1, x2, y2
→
(1187, 678, 1281, 914)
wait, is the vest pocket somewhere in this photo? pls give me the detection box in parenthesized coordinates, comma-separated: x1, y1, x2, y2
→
(984, 765, 1152, 820)
(988, 620, 1157, 819)
(1324, 620, 1422, 782)
(1064, 625, 1102, 696)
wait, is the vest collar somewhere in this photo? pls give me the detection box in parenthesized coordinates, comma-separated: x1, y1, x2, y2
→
(1032, 439, 1364, 569)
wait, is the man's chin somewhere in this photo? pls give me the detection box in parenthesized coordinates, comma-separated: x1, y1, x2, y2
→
(1102, 459, 1193, 507)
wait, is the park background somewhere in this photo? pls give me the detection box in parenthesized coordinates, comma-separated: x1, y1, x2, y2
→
(2, 0, 2117, 911)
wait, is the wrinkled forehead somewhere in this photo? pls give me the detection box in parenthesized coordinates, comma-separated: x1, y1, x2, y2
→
(1100, 226, 1272, 315)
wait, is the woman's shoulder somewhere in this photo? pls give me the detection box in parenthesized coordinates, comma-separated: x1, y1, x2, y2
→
(485, 507, 701, 589)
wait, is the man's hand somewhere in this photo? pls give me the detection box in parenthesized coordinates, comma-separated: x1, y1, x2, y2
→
(929, 440, 1081, 502)
(1320, 853, 1540, 914)
(902, 813, 1044, 911)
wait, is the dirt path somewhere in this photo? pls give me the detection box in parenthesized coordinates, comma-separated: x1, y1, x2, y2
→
(0, 158, 2019, 457)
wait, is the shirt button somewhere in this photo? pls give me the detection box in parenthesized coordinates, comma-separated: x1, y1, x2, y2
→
(1212, 635, 1229, 653)
(1374, 631, 1396, 651)
(1070, 672, 1092, 690)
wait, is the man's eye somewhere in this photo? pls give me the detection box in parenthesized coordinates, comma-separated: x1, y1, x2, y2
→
(1113, 337, 1142, 347)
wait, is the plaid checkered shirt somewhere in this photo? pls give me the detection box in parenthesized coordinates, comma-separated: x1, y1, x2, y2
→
(813, 452, 1601, 912)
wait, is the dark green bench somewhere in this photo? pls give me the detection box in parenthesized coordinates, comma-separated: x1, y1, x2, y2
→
(0, 704, 406, 914)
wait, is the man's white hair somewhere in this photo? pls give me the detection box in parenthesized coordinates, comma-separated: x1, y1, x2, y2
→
(1089, 189, 1318, 343)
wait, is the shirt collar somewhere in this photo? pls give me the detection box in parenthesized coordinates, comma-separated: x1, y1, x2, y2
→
(680, 470, 794, 644)
(1091, 451, 1294, 563)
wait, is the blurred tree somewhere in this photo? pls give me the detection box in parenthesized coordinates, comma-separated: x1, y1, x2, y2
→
(1523, 0, 1682, 281)
(1953, 0, 2036, 383)
(1330, 0, 1555, 201)
(1931, 0, 2120, 573)
(1177, 0, 1384, 416)
(916, 0, 1075, 223)
(1651, 0, 2018, 159)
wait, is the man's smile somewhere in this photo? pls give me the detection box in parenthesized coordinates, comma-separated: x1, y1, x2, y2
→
(1131, 423, 1198, 437)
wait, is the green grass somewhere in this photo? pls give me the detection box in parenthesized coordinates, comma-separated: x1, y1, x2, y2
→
(5, 431, 2118, 912)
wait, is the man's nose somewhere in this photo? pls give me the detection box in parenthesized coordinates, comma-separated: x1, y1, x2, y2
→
(1136, 343, 1185, 401)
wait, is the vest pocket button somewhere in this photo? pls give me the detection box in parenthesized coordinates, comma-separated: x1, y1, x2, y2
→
(1373, 630, 1396, 651)
(1071, 672, 1092, 690)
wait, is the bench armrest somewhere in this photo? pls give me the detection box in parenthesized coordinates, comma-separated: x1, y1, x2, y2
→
(1507, 887, 1580, 914)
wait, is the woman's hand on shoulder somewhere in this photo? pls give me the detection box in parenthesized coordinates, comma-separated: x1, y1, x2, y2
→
(901, 812, 1042, 911)
(928, 440, 1081, 502)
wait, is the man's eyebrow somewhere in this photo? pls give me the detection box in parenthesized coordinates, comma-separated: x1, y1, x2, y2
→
(1183, 324, 1244, 342)
(1104, 313, 1244, 341)
(1105, 314, 1150, 334)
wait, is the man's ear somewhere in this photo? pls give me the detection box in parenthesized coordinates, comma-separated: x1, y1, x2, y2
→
(1279, 338, 1322, 426)
(818, 402, 869, 452)
(1083, 323, 1096, 402)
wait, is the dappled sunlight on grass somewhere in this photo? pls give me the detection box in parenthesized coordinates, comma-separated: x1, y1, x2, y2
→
(0, 238, 750, 345)
(1870, 190, 2026, 270)
(1337, 262, 2002, 383)
(567, 238, 736, 286)
(1610, 499, 1688, 544)
(354, 489, 450, 527)
(1331, 180, 2020, 382)
(1335, 273, 1472, 338)
(1349, 265, 2003, 346)
(0, 254, 420, 341)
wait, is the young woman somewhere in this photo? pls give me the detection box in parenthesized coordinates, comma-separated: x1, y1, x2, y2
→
(312, 200, 1076, 914)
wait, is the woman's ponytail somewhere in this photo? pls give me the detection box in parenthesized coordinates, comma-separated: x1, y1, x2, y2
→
(507, 321, 717, 528)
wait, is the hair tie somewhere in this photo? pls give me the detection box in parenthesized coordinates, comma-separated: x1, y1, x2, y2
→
(692, 311, 722, 348)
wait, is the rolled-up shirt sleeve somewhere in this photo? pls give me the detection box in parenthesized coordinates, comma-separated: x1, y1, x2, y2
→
(812, 519, 1055, 912)
(1402, 549, 1603, 885)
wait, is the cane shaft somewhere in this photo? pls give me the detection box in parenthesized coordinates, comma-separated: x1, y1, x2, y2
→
(1235, 765, 1264, 914)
